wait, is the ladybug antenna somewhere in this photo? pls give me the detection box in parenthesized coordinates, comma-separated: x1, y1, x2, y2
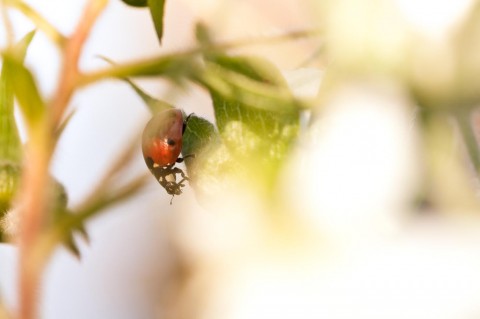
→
(185, 113, 194, 123)
(170, 195, 174, 205)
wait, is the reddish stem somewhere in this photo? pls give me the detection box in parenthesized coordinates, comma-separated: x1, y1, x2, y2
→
(18, 1, 109, 319)
(51, 0, 109, 127)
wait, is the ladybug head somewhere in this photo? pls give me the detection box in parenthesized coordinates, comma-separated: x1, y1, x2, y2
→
(164, 182, 183, 196)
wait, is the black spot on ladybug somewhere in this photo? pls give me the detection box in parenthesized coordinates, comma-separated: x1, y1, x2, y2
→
(166, 138, 176, 146)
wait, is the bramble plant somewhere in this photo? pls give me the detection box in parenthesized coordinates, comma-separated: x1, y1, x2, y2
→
(0, 1, 314, 318)
(3, 1, 480, 319)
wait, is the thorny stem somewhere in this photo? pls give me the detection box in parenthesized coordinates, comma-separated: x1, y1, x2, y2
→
(51, 0, 109, 127)
(28, 133, 149, 272)
(29, 173, 150, 291)
(17, 126, 50, 319)
(12, 13, 316, 319)
(18, 1, 109, 319)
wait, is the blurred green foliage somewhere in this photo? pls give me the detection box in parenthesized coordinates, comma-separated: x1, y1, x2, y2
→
(1, 3, 480, 313)
(0, 31, 34, 240)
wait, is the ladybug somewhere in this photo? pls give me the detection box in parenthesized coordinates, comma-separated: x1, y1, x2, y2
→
(142, 109, 193, 203)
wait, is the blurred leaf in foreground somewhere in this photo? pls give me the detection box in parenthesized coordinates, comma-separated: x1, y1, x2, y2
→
(49, 180, 88, 258)
(2, 53, 46, 130)
(98, 55, 173, 114)
(0, 31, 35, 240)
(181, 115, 219, 201)
(209, 55, 299, 179)
(124, 77, 173, 114)
(185, 54, 300, 203)
(0, 30, 35, 163)
(148, 0, 166, 44)
(0, 32, 85, 255)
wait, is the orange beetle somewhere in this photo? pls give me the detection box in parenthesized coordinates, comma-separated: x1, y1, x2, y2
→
(142, 109, 192, 201)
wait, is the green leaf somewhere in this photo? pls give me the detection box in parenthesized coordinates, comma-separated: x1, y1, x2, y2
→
(97, 55, 173, 114)
(207, 54, 287, 87)
(123, 78, 174, 114)
(49, 180, 88, 258)
(148, 0, 166, 44)
(183, 55, 300, 203)
(39, 138, 149, 256)
(120, 0, 148, 7)
(10, 29, 36, 61)
(0, 31, 36, 240)
(182, 115, 218, 159)
(51, 173, 148, 252)
(208, 55, 299, 170)
(0, 65, 22, 164)
(182, 115, 236, 203)
(195, 22, 214, 46)
(0, 30, 35, 163)
(2, 53, 46, 129)
(196, 60, 302, 114)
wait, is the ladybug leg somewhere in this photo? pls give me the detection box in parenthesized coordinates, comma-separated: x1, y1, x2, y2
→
(151, 164, 189, 202)
(170, 167, 190, 189)
(176, 169, 189, 183)
(176, 154, 195, 163)
(170, 166, 189, 180)
(151, 165, 167, 182)
(177, 177, 188, 187)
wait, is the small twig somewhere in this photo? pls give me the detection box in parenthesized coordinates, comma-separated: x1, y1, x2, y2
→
(17, 129, 51, 319)
(76, 28, 322, 87)
(3, 0, 66, 47)
(0, 1, 14, 46)
(26, 132, 148, 295)
(29, 172, 150, 278)
(51, 0, 109, 127)
(71, 173, 150, 228)
(81, 134, 143, 205)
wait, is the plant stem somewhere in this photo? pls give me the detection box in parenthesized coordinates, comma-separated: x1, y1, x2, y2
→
(51, 0, 109, 128)
(17, 2, 109, 319)
(77, 53, 196, 85)
(18, 127, 50, 319)
(76, 28, 321, 87)
(30, 173, 150, 287)
(0, 1, 14, 46)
